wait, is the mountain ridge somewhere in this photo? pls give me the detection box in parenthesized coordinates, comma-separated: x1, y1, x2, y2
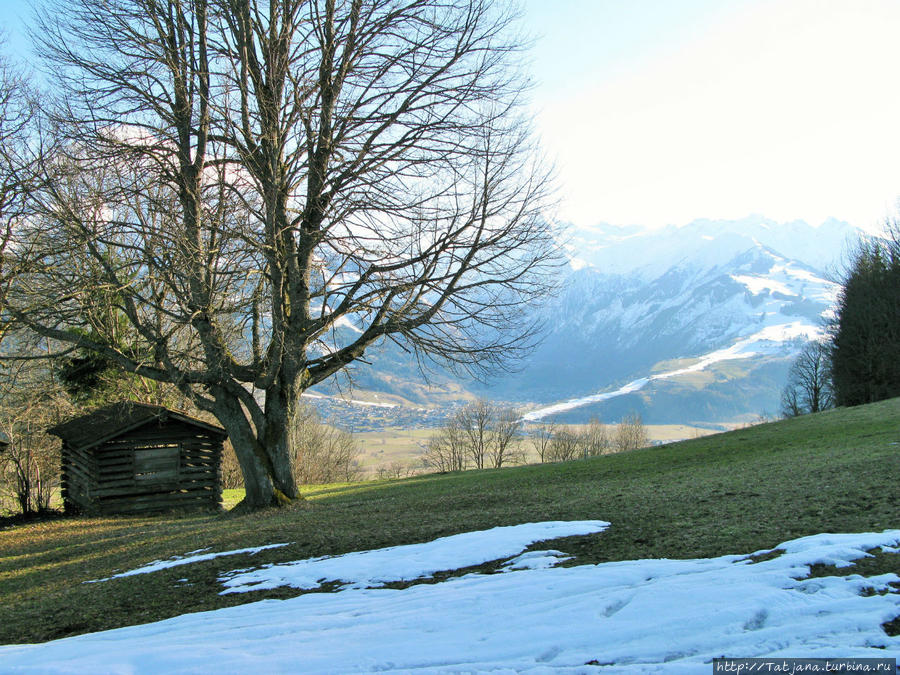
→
(315, 216, 861, 426)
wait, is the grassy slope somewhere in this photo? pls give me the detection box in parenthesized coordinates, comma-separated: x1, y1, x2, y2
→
(1, 398, 898, 645)
(352, 424, 720, 474)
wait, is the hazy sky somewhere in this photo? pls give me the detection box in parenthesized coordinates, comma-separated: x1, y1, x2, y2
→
(522, 0, 900, 231)
(3, 0, 899, 231)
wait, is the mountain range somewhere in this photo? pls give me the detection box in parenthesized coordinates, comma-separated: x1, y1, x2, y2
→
(314, 216, 861, 427)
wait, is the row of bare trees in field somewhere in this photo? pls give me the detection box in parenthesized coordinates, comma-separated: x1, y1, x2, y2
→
(528, 414, 649, 463)
(423, 400, 522, 472)
(423, 402, 649, 472)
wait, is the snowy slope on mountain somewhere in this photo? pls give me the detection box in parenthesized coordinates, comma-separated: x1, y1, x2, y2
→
(522, 322, 823, 422)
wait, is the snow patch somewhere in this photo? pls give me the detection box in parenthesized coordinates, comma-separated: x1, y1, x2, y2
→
(87, 543, 292, 583)
(731, 273, 795, 297)
(218, 521, 609, 594)
(5, 526, 900, 673)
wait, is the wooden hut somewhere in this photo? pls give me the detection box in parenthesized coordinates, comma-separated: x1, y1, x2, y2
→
(49, 402, 227, 515)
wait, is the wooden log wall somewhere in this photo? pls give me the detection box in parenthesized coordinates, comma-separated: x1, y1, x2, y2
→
(62, 420, 223, 515)
(61, 441, 99, 513)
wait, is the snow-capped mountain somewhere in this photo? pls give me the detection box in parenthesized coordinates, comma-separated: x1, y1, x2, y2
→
(477, 217, 855, 423)
(317, 216, 859, 426)
(564, 216, 854, 278)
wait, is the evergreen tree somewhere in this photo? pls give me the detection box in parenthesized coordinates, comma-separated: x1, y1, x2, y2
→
(830, 227, 900, 406)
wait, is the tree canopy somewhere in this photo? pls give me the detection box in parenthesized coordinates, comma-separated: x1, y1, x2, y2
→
(2, 0, 559, 509)
(830, 225, 900, 407)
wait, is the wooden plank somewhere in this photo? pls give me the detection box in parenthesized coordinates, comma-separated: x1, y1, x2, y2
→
(181, 449, 218, 461)
(63, 444, 99, 482)
(133, 446, 177, 460)
(134, 446, 178, 478)
(135, 458, 179, 475)
(98, 467, 209, 488)
(183, 450, 219, 461)
(178, 466, 217, 477)
(64, 444, 96, 469)
(94, 483, 180, 498)
(65, 490, 95, 513)
(93, 478, 218, 498)
(181, 461, 218, 470)
(97, 456, 137, 471)
(97, 469, 135, 482)
(97, 465, 215, 485)
(108, 486, 216, 502)
(63, 457, 95, 486)
(98, 490, 219, 514)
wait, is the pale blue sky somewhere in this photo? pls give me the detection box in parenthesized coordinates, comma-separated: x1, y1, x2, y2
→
(520, 0, 900, 231)
(0, 2, 29, 58)
(3, 0, 900, 231)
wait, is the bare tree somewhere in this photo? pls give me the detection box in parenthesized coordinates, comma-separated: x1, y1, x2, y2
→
(290, 403, 362, 484)
(613, 412, 648, 453)
(486, 404, 521, 468)
(7, 0, 559, 509)
(581, 416, 610, 457)
(456, 400, 493, 470)
(546, 427, 581, 462)
(0, 45, 39, 356)
(528, 420, 555, 463)
(780, 382, 803, 418)
(0, 340, 74, 515)
(533, 417, 614, 464)
(454, 399, 521, 469)
(426, 399, 521, 471)
(423, 423, 468, 472)
(220, 403, 361, 487)
(782, 340, 833, 417)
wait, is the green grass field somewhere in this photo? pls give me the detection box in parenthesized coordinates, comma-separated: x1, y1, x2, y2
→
(1, 398, 898, 645)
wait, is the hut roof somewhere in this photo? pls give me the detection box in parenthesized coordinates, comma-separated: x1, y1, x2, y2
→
(48, 402, 227, 452)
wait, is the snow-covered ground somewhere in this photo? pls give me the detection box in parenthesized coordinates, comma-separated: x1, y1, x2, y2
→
(86, 542, 291, 583)
(2, 522, 899, 674)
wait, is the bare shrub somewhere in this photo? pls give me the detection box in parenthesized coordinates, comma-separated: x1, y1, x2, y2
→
(528, 421, 556, 463)
(614, 413, 649, 453)
(290, 405, 362, 485)
(376, 462, 412, 480)
(546, 428, 582, 462)
(423, 425, 468, 473)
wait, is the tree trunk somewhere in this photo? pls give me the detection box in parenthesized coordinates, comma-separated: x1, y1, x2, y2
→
(264, 375, 302, 501)
(211, 392, 299, 510)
